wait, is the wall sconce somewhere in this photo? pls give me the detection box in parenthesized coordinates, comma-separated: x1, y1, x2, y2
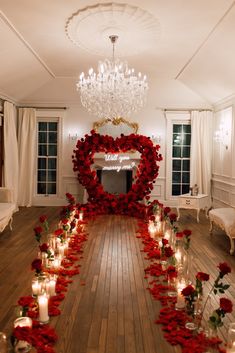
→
(68, 132, 79, 141)
(151, 134, 162, 144)
(214, 122, 229, 150)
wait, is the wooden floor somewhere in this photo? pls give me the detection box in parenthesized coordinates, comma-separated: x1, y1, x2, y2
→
(0, 207, 235, 353)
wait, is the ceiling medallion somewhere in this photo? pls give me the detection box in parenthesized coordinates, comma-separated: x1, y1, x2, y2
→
(65, 2, 161, 57)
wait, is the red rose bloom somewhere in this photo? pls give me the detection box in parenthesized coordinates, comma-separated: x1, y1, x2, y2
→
(176, 232, 184, 238)
(18, 296, 35, 308)
(183, 229, 192, 236)
(61, 219, 68, 225)
(164, 246, 174, 258)
(54, 228, 64, 236)
(169, 213, 177, 223)
(167, 265, 177, 278)
(39, 243, 49, 252)
(218, 262, 231, 276)
(196, 272, 209, 282)
(163, 206, 171, 215)
(34, 226, 43, 234)
(181, 285, 195, 297)
(39, 215, 47, 223)
(31, 258, 42, 271)
(220, 298, 233, 313)
(162, 238, 168, 246)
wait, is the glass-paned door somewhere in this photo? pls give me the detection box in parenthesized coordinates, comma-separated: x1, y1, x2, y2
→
(172, 124, 191, 196)
(37, 121, 58, 195)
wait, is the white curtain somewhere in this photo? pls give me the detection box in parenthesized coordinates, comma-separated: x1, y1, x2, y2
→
(3, 101, 19, 209)
(18, 108, 36, 206)
(190, 110, 213, 199)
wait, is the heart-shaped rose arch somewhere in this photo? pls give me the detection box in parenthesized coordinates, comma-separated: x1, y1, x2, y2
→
(72, 130, 162, 216)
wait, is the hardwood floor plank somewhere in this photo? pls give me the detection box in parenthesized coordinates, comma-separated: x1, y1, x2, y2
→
(1, 207, 235, 352)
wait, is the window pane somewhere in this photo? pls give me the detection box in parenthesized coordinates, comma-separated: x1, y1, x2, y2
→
(173, 125, 182, 133)
(48, 158, 57, 169)
(39, 132, 47, 144)
(183, 125, 191, 133)
(38, 145, 47, 156)
(38, 158, 46, 169)
(48, 145, 57, 156)
(47, 170, 56, 182)
(37, 183, 46, 194)
(38, 170, 46, 182)
(182, 146, 190, 158)
(47, 183, 56, 194)
(184, 134, 191, 145)
(183, 160, 190, 171)
(173, 160, 181, 171)
(182, 172, 190, 183)
(182, 184, 190, 194)
(172, 184, 180, 195)
(49, 122, 57, 131)
(173, 134, 182, 145)
(49, 132, 57, 143)
(172, 172, 181, 183)
(38, 122, 47, 131)
(173, 147, 181, 158)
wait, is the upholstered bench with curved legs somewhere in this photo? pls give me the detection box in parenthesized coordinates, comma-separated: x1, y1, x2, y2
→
(0, 187, 15, 233)
(209, 208, 235, 255)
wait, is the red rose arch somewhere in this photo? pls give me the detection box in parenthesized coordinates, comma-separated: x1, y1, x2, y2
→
(72, 130, 162, 217)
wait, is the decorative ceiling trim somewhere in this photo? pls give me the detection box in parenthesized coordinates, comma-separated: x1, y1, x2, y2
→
(0, 10, 55, 78)
(65, 2, 161, 57)
(175, 1, 235, 80)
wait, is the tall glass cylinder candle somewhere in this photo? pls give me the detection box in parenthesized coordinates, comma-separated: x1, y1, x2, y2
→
(227, 323, 235, 353)
(13, 317, 32, 353)
(38, 295, 49, 323)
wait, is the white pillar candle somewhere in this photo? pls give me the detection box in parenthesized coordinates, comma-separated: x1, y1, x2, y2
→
(58, 244, 65, 257)
(49, 279, 56, 296)
(79, 212, 83, 221)
(32, 279, 41, 296)
(164, 230, 171, 240)
(155, 214, 161, 222)
(175, 279, 186, 310)
(38, 295, 49, 323)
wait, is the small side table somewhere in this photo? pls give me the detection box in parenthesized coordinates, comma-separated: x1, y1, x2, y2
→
(177, 193, 209, 223)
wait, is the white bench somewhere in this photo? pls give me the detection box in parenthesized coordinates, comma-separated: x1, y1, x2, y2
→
(0, 187, 15, 232)
(209, 208, 235, 255)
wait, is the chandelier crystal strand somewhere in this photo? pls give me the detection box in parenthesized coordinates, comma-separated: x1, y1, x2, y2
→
(77, 35, 148, 119)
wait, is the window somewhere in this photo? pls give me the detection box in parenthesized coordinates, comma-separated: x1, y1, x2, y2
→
(37, 121, 58, 195)
(165, 111, 191, 199)
(172, 124, 191, 195)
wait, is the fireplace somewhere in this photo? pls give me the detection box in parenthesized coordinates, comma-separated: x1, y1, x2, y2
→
(97, 169, 132, 194)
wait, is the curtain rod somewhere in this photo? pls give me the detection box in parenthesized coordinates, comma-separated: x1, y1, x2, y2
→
(163, 108, 213, 112)
(17, 106, 67, 110)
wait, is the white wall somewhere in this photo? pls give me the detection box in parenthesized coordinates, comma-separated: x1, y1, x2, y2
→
(212, 101, 235, 207)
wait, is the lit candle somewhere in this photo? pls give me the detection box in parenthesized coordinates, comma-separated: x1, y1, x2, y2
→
(49, 278, 56, 296)
(32, 278, 41, 296)
(38, 294, 49, 323)
(79, 212, 83, 221)
(58, 244, 65, 257)
(175, 249, 182, 263)
(175, 279, 186, 310)
(155, 214, 161, 222)
(53, 257, 61, 270)
(164, 230, 171, 240)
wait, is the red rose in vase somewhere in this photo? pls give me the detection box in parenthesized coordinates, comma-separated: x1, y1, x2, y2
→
(218, 262, 231, 276)
(220, 297, 233, 313)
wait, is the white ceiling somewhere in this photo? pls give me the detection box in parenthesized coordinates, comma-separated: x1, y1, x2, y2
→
(0, 0, 235, 107)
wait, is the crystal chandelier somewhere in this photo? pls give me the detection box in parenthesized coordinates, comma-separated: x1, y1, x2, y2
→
(77, 35, 148, 119)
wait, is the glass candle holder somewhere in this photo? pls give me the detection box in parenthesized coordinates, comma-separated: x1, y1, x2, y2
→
(227, 323, 235, 352)
(13, 317, 32, 353)
(0, 332, 7, 353)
